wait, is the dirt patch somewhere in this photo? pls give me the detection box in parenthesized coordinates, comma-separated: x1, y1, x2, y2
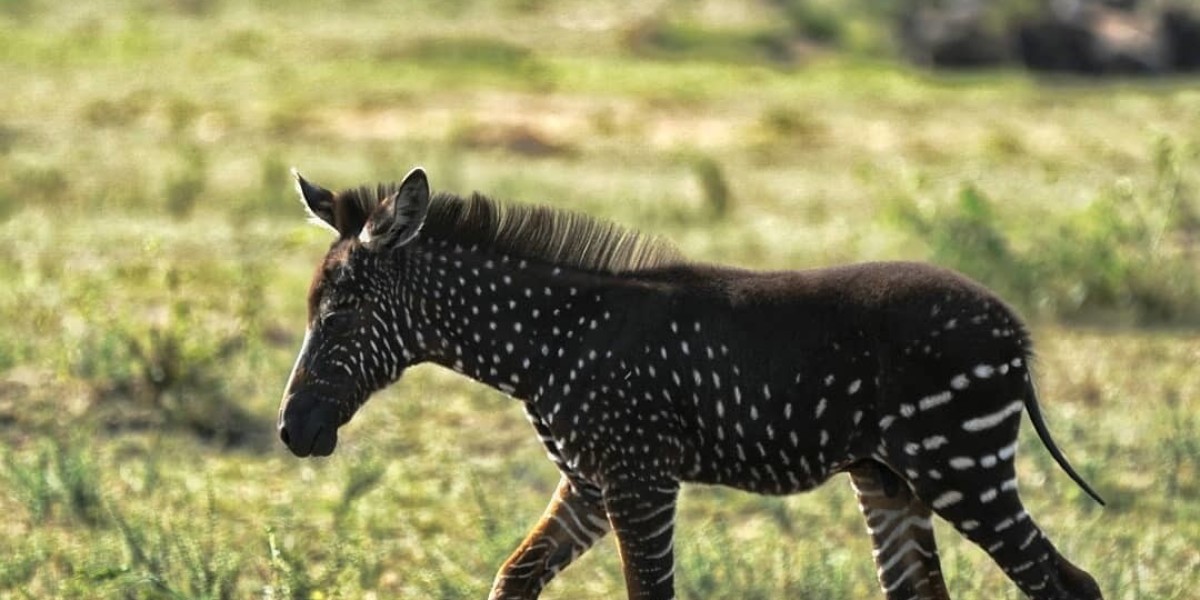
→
(0, 365, 274, 453)
(316, 91, 741, 152)
(0, 368, 92, 447)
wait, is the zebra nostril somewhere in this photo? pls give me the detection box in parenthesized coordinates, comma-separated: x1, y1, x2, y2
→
(279, 426, 291, 446)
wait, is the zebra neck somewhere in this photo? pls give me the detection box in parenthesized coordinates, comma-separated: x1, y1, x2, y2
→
(402, 244, 634, 402)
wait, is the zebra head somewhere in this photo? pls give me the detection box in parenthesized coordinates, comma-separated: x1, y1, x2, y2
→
(278, 167, 430, 457)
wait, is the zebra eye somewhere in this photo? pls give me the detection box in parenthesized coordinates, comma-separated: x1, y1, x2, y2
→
(323, 310, 355, 329)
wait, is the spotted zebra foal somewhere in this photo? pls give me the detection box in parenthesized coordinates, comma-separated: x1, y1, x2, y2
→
(277, 167, 1104, 600)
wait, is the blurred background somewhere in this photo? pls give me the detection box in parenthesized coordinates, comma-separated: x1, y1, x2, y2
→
(0, 0, 1197, 597)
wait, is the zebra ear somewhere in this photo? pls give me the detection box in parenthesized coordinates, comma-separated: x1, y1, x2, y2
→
(362, 167, 431, 248)
(293, 169, 338, 234)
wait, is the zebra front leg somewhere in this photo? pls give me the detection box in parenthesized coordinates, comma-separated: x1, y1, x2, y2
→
(603, 480, 680, 600)
(489, 477, 610, 600)
(849, 461, 951, 600)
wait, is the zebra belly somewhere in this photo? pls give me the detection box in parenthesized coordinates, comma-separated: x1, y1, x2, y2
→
(678, 428, 856, 495)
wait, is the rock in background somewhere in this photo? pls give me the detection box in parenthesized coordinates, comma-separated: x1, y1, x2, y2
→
(896, 0, 1200, 74)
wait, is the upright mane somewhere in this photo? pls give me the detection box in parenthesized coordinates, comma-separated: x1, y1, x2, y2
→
(339, 185, 687, 274)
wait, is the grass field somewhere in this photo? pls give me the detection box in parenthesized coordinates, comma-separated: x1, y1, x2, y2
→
(1, 1, 1198, 598)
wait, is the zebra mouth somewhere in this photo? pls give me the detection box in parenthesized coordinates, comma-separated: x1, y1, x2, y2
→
(279, 396, 341, 458)
(298, 424, 338, 458)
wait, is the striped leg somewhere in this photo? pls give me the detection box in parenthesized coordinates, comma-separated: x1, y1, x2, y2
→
(603, 480, 680, 600)
(923, 483, 1100, 600)
(849, 462, 951, 600)
(489, 477, 610, 600)
(916, 463, 1101, 599)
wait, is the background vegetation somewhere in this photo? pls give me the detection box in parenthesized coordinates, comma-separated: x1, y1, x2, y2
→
(1, 0, 1197, 598)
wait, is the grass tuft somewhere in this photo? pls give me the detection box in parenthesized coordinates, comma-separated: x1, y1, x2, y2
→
(625, 19, 795, 65)
(2, 437, 106, 527)
(690, 154, 732, 219)
(3, 445, 55, 523)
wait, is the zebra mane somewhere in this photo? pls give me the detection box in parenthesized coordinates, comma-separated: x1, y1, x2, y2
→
(337, 186, 687, 275)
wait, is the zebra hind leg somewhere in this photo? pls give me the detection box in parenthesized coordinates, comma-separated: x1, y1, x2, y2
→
(914, 466, 1102, 600)
(849, 461, 951, 600)
(489, 477, 611, 600)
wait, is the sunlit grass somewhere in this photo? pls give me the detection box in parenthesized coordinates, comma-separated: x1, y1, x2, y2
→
(1, 0, 1198, 598)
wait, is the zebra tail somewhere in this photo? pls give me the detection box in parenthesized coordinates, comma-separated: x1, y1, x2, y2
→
(1024, 374, 1106, 506)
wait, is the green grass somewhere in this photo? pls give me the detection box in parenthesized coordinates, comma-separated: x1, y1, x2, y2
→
(1, 1, 1199, 598)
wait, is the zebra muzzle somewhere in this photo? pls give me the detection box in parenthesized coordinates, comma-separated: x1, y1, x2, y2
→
(279, 394, 341, 458)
